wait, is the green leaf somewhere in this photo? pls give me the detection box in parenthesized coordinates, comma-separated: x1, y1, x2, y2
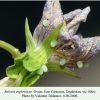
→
(21, 71, 40, 87)
(23, 23, 63, 72)
(25, 18, 35, 53)
(46, 62, 80, 78)
(40, 23, 63, 57)
(6, 52, 27, 78)
(14, 68, 28, 86)
(6, 63, 23, 79)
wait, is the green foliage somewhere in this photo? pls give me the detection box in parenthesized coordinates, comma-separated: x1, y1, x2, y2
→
(6, 52, 27, 78)
(0, 17, 80, 87)
(21, 71, 40, 86)
(25, 18, 35, 53)
(47, 62, 80, 78)
(5, 19, 64, 86)
(23, 23, 63, 72)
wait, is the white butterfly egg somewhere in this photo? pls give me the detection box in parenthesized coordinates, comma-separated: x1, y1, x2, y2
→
(42, 19, 49, 26)
(77, 61, 83, 68)
(51, 40, 57, 47)
(37, 68, 43, 75)
(84, 62, 89, 68)
(60, 58, 66, 66)
(42, 65, 48, 72)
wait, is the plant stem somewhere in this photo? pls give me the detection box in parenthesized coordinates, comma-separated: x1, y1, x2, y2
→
(0, 40, 21, 58)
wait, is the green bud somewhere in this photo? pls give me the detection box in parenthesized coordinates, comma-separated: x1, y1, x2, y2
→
(23, 23, 63, 72)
